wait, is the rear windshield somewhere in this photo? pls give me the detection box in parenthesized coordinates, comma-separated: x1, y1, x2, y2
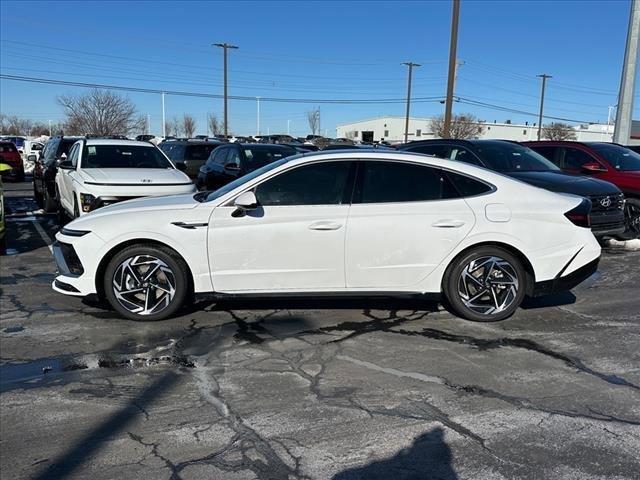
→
(0, 142, 18, 153)
(591, 144, 640, 172)
(243, 146, 295, 170)
(159, 143, 217, 161)
(81, 145, 173, 169)
(474, 142, 560, 172)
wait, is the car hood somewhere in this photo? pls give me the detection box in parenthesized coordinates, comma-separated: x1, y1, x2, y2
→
(507, 171, 620, 196)
(79, 168, 191, 185)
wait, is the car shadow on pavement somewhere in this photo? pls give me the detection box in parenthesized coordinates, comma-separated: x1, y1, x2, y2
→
(520, 291, 576, 309)
(332, 427, 458, 480)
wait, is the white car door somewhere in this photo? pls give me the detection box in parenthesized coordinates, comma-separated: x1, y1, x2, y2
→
(345, 160, 477, 289)
(209, 160, 355, 292)
(58, 143, 80, 214)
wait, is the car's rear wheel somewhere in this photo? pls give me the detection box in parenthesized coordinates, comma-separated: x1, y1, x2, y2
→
(443, 246, 526, 322)
(617, 198, 640, 240)
(33, 181, 44, 208)
(103, 244, 189, 321)
(43, 183, 57, 213)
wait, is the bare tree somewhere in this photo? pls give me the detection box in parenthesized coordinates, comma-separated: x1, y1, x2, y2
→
(207, 113, 221, 136)
(542, 122, 577, 141)
(307, 108, 320, 135)
(170, 116, 182, 137)
(57, 89, 145, 136)
(430, 113, 484, 139)
(0, 115, 33, 135)
(181, 114, 196, 138)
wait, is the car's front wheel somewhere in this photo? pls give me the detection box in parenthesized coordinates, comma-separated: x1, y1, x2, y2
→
(443, 246, 526, 322)
(617, 198, 640, 240)
(103, 244, 189, 321)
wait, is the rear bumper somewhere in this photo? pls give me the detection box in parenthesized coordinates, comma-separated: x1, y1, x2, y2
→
(533, 257, 599, 296)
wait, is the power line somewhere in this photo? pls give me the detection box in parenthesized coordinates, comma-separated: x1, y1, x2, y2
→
(0, 74, 445, 104)
(457, 97, 591, 124)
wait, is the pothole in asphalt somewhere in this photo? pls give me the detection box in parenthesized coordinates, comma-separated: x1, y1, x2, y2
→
(0, 345, 195, 392)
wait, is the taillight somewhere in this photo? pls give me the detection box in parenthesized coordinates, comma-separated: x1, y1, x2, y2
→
(564, 198, 592, 228)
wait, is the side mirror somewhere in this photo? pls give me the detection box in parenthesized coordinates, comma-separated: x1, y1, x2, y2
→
(58, 160, 74, 169)
(175, 162, 187, 172)
(234, 191, 258, 212)
(224, 162, 241, 172)
(581, 162, 607, 173)
(27, 154, 38, 162)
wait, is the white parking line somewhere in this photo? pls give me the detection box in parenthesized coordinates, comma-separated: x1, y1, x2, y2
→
(32, 220, 54, 253)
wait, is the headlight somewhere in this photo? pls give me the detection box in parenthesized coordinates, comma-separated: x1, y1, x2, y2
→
(60, 227, 91, 237)
(79, 193, 96, 212)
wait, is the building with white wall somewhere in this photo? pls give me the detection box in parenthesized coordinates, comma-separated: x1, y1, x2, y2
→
(336, 116, 616, 144)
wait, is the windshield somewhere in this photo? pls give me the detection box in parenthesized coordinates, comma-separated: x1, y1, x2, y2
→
(81, 145, 173, 169)
(591, 144, 640, 171)
(200, 157, 290, 202)
(475, 142, 560, 172)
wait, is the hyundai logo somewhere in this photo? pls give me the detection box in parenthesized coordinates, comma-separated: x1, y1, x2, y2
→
(600, 196, 612, 208)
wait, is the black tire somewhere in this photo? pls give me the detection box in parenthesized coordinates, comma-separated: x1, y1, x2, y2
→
(617, 198, 640, 240)
(103, 244, 189, 321)
(43, 183, 57, 213)
(33, 181, 44, 209)
(443, 246, 526, 322)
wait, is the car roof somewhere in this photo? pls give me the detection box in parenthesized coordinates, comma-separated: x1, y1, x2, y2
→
(84, 139, 156, 147)
(161, 139, 222, 145)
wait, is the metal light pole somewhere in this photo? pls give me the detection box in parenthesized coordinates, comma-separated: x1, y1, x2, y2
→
(48, 119, 52, 136)
(613, 0, 639, 144)
(213, 43, 238, 138)
(256, 97, 261, 136)
(537, 74, 552, 140)
(402, 62, 420, 143)
(161, 92, 166, 137)
(287, 119, 291, 135)
(147, 114, 151, 135)
(443, 0, 461, 138)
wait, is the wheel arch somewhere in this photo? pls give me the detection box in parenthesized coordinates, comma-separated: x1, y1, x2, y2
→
(95, 238, 195, 299)
(442, 241, 536, 296)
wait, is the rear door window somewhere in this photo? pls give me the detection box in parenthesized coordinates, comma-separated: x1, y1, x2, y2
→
(449, 147, 484, 166)
(355, 161, 458, 204)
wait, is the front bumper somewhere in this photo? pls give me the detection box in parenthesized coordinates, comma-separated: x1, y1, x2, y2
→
(590, 211, 625, 237)
(51, 240, 95, 296)
(533, 257, 600, 296)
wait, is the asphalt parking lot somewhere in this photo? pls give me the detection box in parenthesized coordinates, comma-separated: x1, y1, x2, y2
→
(1, 180, 639, 480)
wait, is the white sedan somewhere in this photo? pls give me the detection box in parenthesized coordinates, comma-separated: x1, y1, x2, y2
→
(55, 139, 195, 219)
(51, 151, 601, 322)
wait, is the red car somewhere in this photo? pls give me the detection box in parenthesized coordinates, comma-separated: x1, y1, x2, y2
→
(0, 141, 25, 182)
(523, 141, 640, 239)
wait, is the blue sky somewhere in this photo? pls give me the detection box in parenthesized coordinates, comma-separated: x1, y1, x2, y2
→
(0, 0, 636, 137)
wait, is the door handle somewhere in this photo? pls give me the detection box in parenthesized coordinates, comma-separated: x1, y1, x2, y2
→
(309, 221, 343, 231)
(431, 220, 465, 228)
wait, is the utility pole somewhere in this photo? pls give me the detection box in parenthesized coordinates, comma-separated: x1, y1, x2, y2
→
(48, 119, 52, 136)
(287, 119, 291, 135)
(256, 97, 260, 136)
(147, 114, 151, 135)
(537, 74, 552, 140)
(613, 0, 639, 144)
(402, 62, 421, 143)
(213, 42, 238, 138)
(161, 92, 166, 137)
(443, 0, 461, 138)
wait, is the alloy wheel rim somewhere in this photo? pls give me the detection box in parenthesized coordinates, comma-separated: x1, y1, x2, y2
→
(112, 255, 176, 316)
(458, 256, 519, 315)
(624, 203, 640, 235)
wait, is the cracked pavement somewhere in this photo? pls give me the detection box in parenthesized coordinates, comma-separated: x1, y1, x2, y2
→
(1, 181, 639, 479)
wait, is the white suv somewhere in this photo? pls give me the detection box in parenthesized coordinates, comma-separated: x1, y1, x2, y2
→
(55, 138, 195, 219)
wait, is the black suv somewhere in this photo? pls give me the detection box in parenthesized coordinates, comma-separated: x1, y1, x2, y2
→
(397, 139, 625, 237)
(33, 135, 83, 212)
(196, 143, 296, 191)
(158, 139, 223, 178)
